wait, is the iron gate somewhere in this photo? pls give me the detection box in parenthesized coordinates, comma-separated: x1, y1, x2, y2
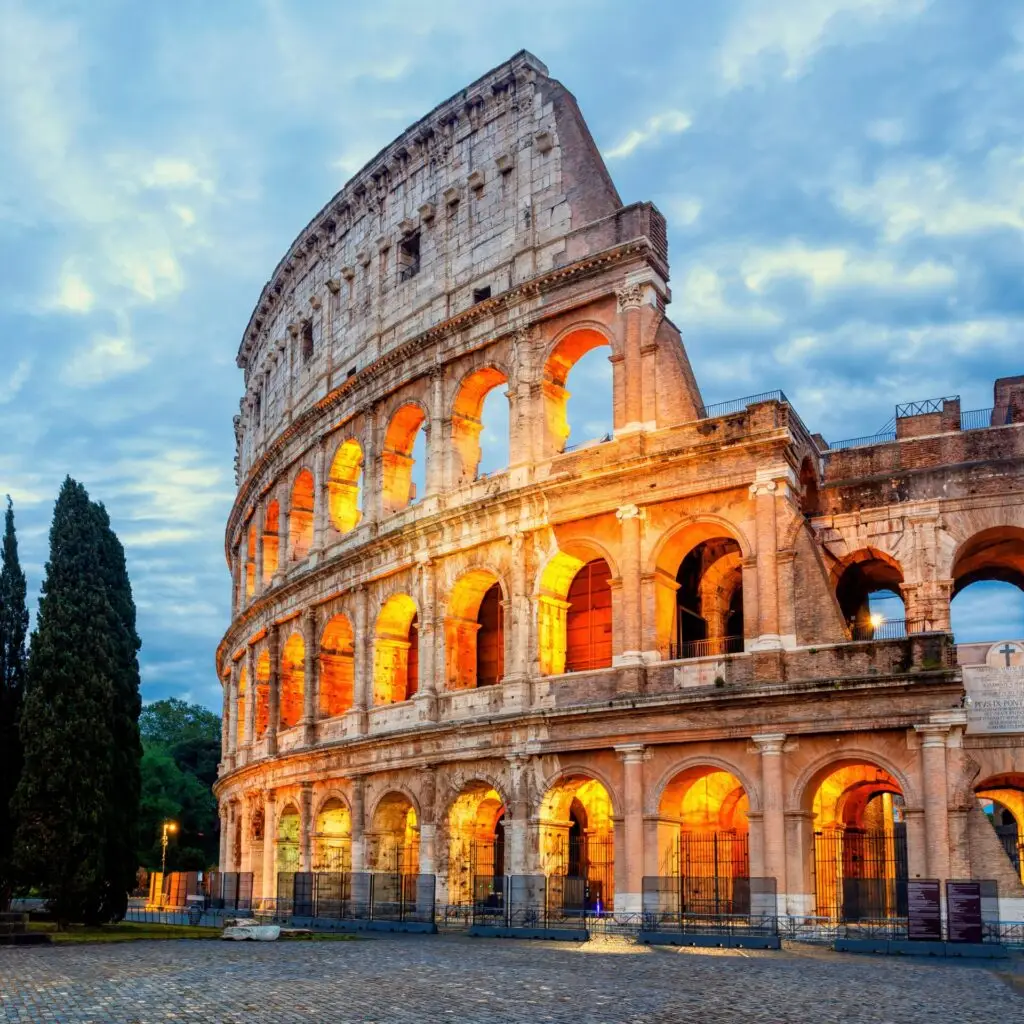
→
(814, 827, 909, 921)
(676, 831, 750, 916)
(550, 834, 614, 912)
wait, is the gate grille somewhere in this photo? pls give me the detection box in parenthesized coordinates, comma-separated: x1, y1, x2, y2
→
(814, 827, 908, 921)
(676, 831, 750, 916)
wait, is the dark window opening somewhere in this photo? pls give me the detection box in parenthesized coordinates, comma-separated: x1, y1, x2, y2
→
(346, 366, 357, 379)
(254, 391, 262, 426)
(476, 582, 505, 686)
(398, 232, 420, 281)
(473, 285, 491, 304)
(301, 320, 314, 363)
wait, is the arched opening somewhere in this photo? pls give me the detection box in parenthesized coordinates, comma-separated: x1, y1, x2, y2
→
(276, 802, 300, 873)
(799, 457, 821, 518)
(368, 793, 419, 874)
(382, 404, 426, 514)
(373, 594, 419, 705)
(445, 570, 504, 689)
(834, 551, 906, 640)
(950, 528, 1024, 643)
(809, 761, 908, 920)
(279, 632, 305, 729)
(235, 664, 247, 748)
(657, 766, 750, 914)
(543, 329, 612, 455)
(289, 470, 315, 562)
(254, 650, 270, 739)
(673, 539, 744, 659)
(565, 559, 612, 672)
(245, 522, 256, 599)
(451, 367, 510, 483)
(446, 782, 506, 905)
(540, 775, 615, 912)
(975, 774, 1024, 884)
(319, 614, 354, 718)
(262, 500, 280, 583)
(328, 439, 363, 535)
(313, 797, 352, 873)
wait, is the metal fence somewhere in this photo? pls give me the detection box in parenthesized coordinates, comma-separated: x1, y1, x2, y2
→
(699, 391, 788, 420)
(814, 828, 908, 922)
(666, 636, 744, 660)
(641, 876, 778, 936)
(275, 871, 435, 923)
(470, 874, 614, 929)
(205, 871, 254, 910)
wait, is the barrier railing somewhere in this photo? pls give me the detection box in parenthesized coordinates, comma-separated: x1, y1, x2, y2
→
(641, 876, 778, 936)
(275, 871, 436, 924)
(665, 636, 744, 660)
(699, 390, 788, 420)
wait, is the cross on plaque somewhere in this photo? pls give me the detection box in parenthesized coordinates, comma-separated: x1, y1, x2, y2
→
(998, 643, 1017, 667)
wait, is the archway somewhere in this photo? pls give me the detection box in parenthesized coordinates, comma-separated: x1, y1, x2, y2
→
(951, 527, 1024, 643)
(262, 500, 280, 582)
(446, 782, 506, 905)
(235, 664, 247, 748)
(276, 802, 300, 874)
(975, 774, 1024, 884)
(368, 793, 419, 874)
(328, 439, 363, 534)
(313, 797, 352, 873)
(673, 539, 744, 659)
(254, 650, 270, 738)
(539, 774, 615, 912)
(451, 367, 510, 483)
(537, 550, 613, 675)
(320, 614, 354, 718)
(834, 550, 906, 640)
(543, 328, 612, 455)
(657, 766, 750, 914)
(289, 470, 315, 561)
(808, 760, 907, 920)
(373, 595, 419, 704)
(279, 632, 305, 729)
(798, 457, 821, 518)
(382, 404, 427, 514)
(445, 570, 504, 689)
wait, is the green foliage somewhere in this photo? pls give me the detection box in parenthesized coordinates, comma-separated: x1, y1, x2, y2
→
(0, 497, 29, 909)
(140, 698, 220, 747)
(12, 478, 142, 927)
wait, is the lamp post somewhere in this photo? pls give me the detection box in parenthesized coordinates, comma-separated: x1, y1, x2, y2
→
(161, 820, 178, 878)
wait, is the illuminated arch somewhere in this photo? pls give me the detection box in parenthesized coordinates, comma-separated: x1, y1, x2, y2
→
(254, 649, 271, 738)
(831, 547, 905, 638)
(319, 613, 354, 718)
(276, 801, 300, 873)
(373, 593, 419, 704)
(451, 366, 510, 484)
(445, 568, 505, 689)
(289, 469, 315, 561)
(262, 500, 280, 583)
(445, 780, 507, 904)
(541, 326, 613, 453)
(244, 521, 256, 598)
(235, 663, 247, 748)
(951, 526, 1024, 596)
(382, 404, 427, 514)
(368, 791, 419, 874)
(279, 631, 305, 729)
(313, 795, 352, 873)
(328, 439, 363, 534)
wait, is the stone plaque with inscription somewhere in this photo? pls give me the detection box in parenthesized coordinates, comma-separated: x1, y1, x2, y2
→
(963, 665, 1024, 735)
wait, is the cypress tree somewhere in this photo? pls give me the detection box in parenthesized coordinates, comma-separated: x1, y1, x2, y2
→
(13, 478, 115, 926)
(91, 500, 142, 922)
(0, 497, 29, 909)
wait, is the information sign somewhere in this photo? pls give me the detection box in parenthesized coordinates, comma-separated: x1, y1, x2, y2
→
(946, 881, 983, 943)
(907, 880, 942, 941)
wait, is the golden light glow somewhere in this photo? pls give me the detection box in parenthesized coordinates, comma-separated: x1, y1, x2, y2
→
(451, 367, 508, 483)
(373, 594, 418, 704)
(869, 612, 884, 629)
(542, 328, 609, 452)
(445, 569, 501, 690)
(382, 404, 426, 514)
(262, 500, 280, 582)
(255, 649, 271, 738)
(328, 439, 363, 534)
(320, 613, 355, 717)
(289, 470, 315, 561)
(447, 782, 505, 904)
(369, 792, 419, 874)
(279, 631, 305, 729)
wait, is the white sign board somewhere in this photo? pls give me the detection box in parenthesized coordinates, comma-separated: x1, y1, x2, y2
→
(963, 665, 1024, 735)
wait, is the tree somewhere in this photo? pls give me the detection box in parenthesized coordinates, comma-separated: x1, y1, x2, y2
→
(0, 497, 29, 909)
(140, 698, 220, 747)
(91, 501, 142, 923)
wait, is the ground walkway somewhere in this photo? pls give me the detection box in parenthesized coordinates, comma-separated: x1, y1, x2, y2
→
(1, 933, 1020, 1022)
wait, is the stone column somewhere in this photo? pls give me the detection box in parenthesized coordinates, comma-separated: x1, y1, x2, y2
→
(219, 803, 229, 872)
(615, 504, 645, 667)
(506, 755, 530, 876)
(266, 624, 281, 756)
(277, 501, 290, 582)
(361, 411, 380, 526)
(313, 439, 328, 554)
(915, 723, 951, 880)
(244, 644, 257, 749)
(415, 557, 439, 723)
(261, 790, 278, 908)
(418, 767, 437, 877)
(230, 547, 240, 615)
(351, 585, 370, 734)
(753, 733, 787, 912)
(749, 473, 785, 650)
(616, 284, 644, 432)
(239, 798, 252, 876)
(506, 529, 530, 680)
(220, 677, 231, 768)
(226, 661, 239, 766)
(350, 778, 367, 873)
(301, 607, 318, 745)
(904, 807, 928, 879)
(784, 810, 815, 915)
(254, 505, 265, 597)
(426, 368, 445, 497)
(615, 744, 647, 914)
(299, 782, 313, 872)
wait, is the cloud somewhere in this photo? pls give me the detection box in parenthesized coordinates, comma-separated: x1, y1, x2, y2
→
(604, 110, 692, 160)
(53, 269, 95, 313)
(61, 332, 150, 388)
(0, 359, 32, 405)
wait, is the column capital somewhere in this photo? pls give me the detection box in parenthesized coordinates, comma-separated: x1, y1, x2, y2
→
(752, 732, 787, 755)
(615, 743, 649, 763)
(615, 503, 645, 522)
(616, 283, 645, 312)
(914, 722, 951, 746)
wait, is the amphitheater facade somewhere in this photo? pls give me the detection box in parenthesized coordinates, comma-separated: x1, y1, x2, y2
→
(215, 51, 1024, 919)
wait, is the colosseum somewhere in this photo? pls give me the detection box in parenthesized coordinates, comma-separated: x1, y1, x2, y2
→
(215, 50, 1024, 926)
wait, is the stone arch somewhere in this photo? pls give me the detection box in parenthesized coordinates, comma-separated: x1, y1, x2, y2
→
(541, 323, 616, 454)
(262, 499, 280, 582)
(367, 789, 420, 874)
(444, 778, 509, 904)
(382, 402, 428, 515)
(790, 748, 919, 814)
(373, 593, 419, 704)
(235, 662, 248, 749)
(831, 547, 905, 637)
(313, 791, 352, 872)
(319, 613, 354, 718)
(327, 438, 363, 534)
(313, 787, 352, 822)
(244, 520, 256, 599)
(648, 755, 761, 817)
(444, 567, 507, 689)
(279, 630, 305, 729)
(276, 800, 301, 873)
(950, 526, 1024, 597)
(536, 764, 621, 822)
(451, 364, 511, 484)
(254, 648, 271, 738)
(288, 468, 315, 561)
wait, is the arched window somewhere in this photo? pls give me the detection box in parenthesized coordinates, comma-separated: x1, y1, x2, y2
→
(328, 440, 363, 534)
(445, 571, 504, 689)
(543, 329, 612, 455)
(476, 583, 504, 686)
(950, 527, 1024, 642)
(289, 470, 315, 561)
(254, 650, 270, 738)
(320, 614, 354, 718)
(262, 500, 280, 583)
(369, 793, 419, 875)
(279, 632, 305, 729)
(382, 405, 427, 514)
(245, 522, 256, 598)
(799, 457, 821, 517)
(451, 367, 510, 484)
(674, 538, 744, 658)
(373, 595, 419, 704)
(565, 558, 612, 672)
(835, 551, 905, 639)
(235, 665, 247, 749)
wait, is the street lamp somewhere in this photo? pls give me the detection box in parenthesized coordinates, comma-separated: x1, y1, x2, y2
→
(161, 820, 178, 878)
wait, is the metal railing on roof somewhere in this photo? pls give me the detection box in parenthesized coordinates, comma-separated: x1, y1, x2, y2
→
(895, 395, 959, 417)
(827, 430, 898, 451)
(698, 390, 789, 419)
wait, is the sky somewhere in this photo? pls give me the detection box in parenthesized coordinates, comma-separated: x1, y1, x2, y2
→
(1, 0, 1022, 712)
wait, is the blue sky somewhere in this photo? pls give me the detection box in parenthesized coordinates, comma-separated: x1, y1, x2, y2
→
(1, 0, 1022, 711)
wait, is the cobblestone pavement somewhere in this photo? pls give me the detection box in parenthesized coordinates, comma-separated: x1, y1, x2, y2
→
(1, 934, 1021, 1023)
